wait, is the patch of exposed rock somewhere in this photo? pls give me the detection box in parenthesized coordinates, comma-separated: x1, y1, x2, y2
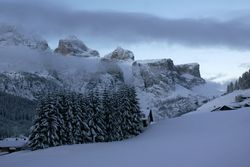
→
(102, 47, 134, 62)
(54, 36, 99, 57)
(176, 63, 201, 78)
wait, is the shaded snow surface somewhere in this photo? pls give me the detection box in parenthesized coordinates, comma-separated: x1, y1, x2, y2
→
(0, 109, 249, 167)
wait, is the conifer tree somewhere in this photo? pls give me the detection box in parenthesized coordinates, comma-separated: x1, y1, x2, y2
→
(29, 93, 63, 150)
(58, 92, 74, 144)
(70, 92, 84, 144)
(86, 89, 106, 142)
(128, 86, 143, 136)
(29, 84, 144, 150)
(103, 88, 123, 141)
(227, 69, 250, 93)
(78, 94, 92, 143)
(117, 85, 134, 139)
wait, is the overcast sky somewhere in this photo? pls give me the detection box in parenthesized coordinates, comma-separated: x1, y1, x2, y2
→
(0, 0, 250, 82)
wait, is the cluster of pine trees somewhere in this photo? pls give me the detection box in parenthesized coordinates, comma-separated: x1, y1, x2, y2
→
(227, 69, 250, 93)
(29, 85, 143, 150)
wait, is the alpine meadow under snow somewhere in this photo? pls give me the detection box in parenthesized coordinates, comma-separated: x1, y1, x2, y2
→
(0, 106, 250, 167)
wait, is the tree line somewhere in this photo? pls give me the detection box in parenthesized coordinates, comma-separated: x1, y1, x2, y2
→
(227, 69, 250, 93)
(29, 84, 144, 150)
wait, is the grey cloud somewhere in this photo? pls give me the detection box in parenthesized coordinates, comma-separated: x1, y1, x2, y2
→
(1, 1, 250, 49)
(239, 63, 250, 69)
(207, 73, 227, 81)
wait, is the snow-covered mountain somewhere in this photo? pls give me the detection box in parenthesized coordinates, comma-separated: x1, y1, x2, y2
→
(0, 25, 221, 121)
(133, 59, 209, 119)
(0, 25, 49, 51)
(102, 47, 135, 62)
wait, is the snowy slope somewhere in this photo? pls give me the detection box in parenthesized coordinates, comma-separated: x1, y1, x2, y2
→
(1, 109, 249, 167)
(193, 89, 250, 113)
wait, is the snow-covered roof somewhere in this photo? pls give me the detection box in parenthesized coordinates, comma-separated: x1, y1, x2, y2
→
(0, 138, 27, 148)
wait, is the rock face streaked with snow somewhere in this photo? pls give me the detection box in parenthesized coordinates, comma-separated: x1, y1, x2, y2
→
(102, 47, 134, 61)
(132, 59, 207, 119)
(176, 63, 201, 78)
(54, 36, 99, 57)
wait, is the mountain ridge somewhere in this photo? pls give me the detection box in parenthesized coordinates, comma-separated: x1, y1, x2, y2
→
(0, 24, 215, 121)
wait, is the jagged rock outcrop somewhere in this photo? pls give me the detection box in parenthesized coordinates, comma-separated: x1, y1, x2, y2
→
(0, 25, 49, 50)
(176, 63, 201, 78)
(54, 36, 99, 57)
(102, 47, 134, 61)
(132, 59, 178, 91)
(132, 59, 206, 119)
(133, 59, 205, 90)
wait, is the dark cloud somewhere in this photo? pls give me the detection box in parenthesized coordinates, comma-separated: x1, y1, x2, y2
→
(1, 0, 250, 49)
(207, 73, 227, 81)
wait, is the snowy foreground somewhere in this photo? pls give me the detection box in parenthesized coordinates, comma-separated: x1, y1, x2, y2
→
(1, 109, 250, 167)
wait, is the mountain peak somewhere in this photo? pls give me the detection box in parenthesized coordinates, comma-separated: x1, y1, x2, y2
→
(103, 47, 135, 61)
(54, 36, 99, 57)
(0, 24, 49, 51)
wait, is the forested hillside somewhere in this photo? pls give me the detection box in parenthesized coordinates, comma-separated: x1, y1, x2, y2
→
(0, 91, 36, 138)
(227, 69, 250, 93)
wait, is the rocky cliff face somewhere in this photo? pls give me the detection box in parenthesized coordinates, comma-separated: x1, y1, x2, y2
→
(176, 63, 201, 78)
(0, 26, 209, 120)
(54, 36, 99, 57)
(102, 47, 134, 61)
(132, 59, 206, 119)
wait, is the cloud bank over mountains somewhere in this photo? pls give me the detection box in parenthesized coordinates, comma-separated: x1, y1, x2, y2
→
(1, 0, 250, 50)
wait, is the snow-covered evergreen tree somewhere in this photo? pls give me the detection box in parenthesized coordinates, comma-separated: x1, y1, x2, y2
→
(127, 86, 143, 136)
(103, 88, 123, 141)
(86, 89, 106, 142)
(70, 92, 84, 144)
(57, 92, 74, 145)
(78, 94, 92, 143)
(29, 84, 144, 150)
(117, 85, 134, 139)
(29, 93, 63, 150)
